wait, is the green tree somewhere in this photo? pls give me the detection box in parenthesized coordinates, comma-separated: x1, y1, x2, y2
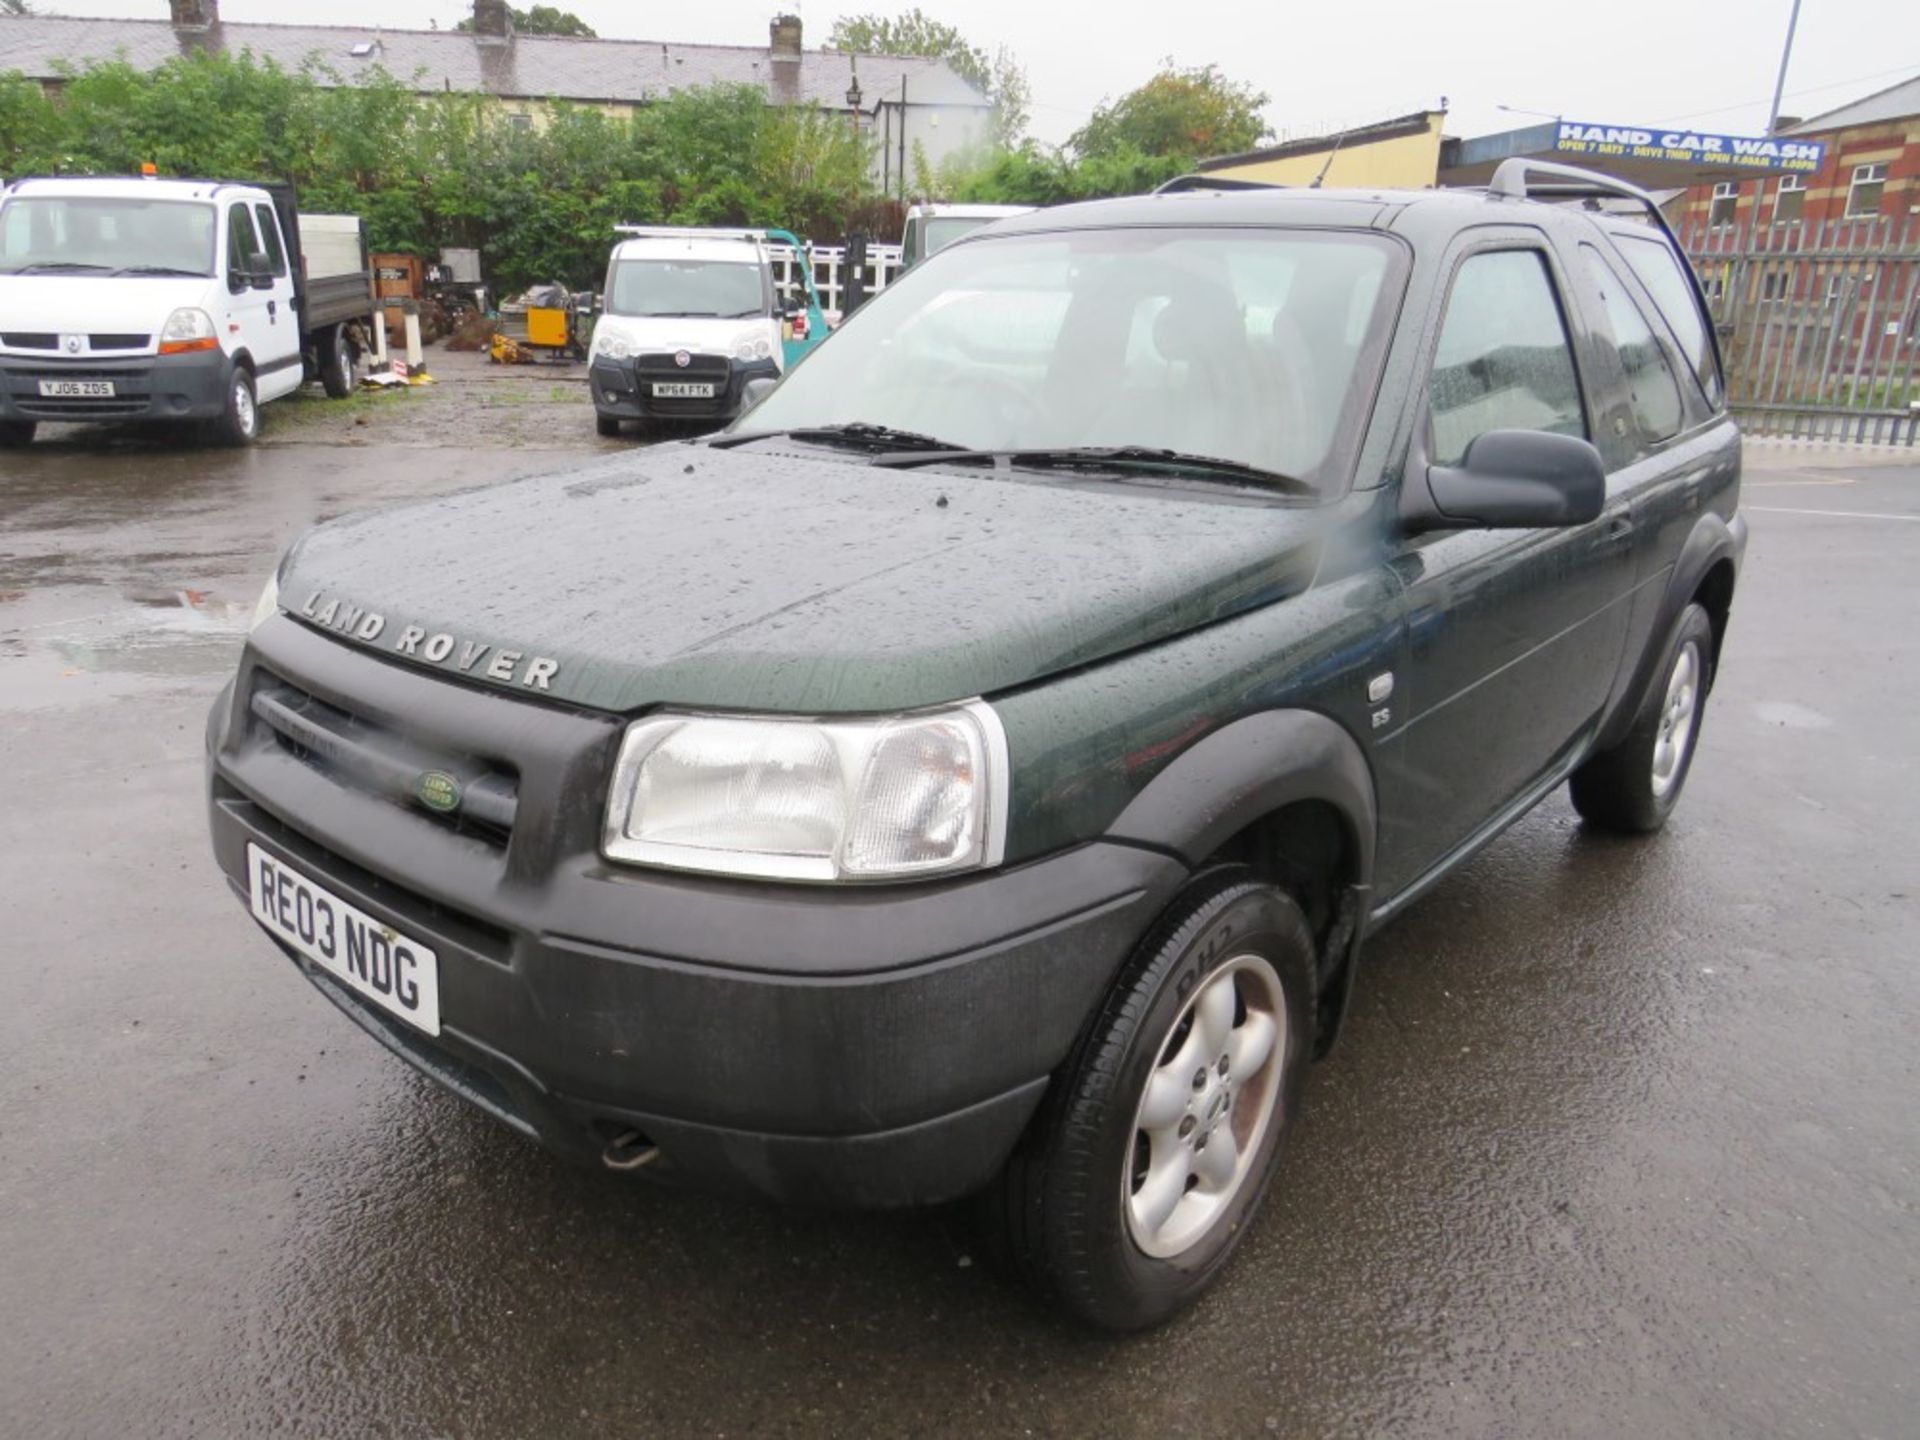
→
(1, 1, 36, 16)
(456, 6, 597, 37)
(828, 10, 988, 91)
(1072, 62, 1269, 161)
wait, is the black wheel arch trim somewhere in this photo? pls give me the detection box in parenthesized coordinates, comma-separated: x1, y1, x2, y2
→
(1103, 709, 1378, 1058)
(1596, 508, 1746, 751)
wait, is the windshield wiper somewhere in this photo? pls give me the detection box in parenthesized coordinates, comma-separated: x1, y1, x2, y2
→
(7, 262, 112, 275)
(870, 445, 1314, 495)
(709, 421, 964, 453)
(111, 265, 207, 278)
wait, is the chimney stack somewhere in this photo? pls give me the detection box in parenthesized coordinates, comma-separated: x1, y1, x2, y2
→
(471, 0, 511, 38)
(770, 14, 803, 62)
(169, 0, 219, 26)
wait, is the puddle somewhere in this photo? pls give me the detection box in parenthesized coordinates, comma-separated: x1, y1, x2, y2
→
(0, 585, 250, 705)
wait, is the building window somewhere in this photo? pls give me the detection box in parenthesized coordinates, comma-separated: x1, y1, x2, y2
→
(1846, 162, 1887, 219)
(1761, 270, 1789, 302)
(507, 111, 533, 131)
(1708, 182, 1740, 228)
(1773, 174, 1805, 225)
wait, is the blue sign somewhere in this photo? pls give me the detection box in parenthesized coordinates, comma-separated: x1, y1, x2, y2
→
(1554, 121, 1825, 173)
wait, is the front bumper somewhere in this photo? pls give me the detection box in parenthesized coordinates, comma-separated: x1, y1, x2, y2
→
(590, 353, 778, 425)
(0, 349, 229, 423)
(207, 617, 1185, 1207)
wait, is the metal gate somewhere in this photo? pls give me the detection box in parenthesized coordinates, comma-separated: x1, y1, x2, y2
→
(1677, 210, 1920, 445)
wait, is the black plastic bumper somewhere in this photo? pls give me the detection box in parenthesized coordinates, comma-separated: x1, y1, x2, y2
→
(590, 354, 778, 425)
(0, 348, 229, 423)
(206, 619, 1186, 1207)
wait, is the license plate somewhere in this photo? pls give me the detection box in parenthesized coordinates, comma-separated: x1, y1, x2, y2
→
(38, 379, 115, 398)
(651, 381, 715, 398)
(247, 843, 441, 1035)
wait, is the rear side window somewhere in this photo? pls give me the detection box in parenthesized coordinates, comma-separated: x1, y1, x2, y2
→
(1614, 233, 1724, 408)
(1428, 250, 1586, 467)
(226, 202, 260, 273)
(1580, 244, 1684, 445)
(253, 203, 288, 277)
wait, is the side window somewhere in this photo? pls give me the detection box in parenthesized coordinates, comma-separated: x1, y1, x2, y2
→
(1580, 244, 1684, 446)
(1615, 232, 1725, 408)
(253, 203, 288, 277)
(1428, 250, 1586, 468)
(226, 202, 260, 275)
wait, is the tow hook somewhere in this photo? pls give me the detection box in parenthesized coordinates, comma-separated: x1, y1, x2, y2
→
(601, 1129, 661, 1172)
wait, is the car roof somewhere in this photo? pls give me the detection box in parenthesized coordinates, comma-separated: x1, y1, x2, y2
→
(910, 203, 1034, 220)
(1, 175, 256, 203)
(970, 184, 1643, 250)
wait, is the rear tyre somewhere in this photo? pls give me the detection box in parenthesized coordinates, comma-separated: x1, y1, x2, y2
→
(595, 413, 622, 438)
(320, 328, 359, 399)
(0, 420, 35, 447)
(990, 872, 1316, 1331)
(210, 367, 260, 447)
(1570, 602, 1715, 833)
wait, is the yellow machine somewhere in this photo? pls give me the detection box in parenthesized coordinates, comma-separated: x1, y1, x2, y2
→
(491, 284, 591, 364)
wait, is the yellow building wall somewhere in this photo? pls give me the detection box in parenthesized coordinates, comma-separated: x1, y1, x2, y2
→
(1206, 114, 1446, 190)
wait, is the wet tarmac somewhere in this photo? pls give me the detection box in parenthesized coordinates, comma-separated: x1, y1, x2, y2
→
(1, 426, 1915, 1438)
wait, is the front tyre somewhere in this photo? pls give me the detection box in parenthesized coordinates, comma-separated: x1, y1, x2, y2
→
(993, 874, 1315, 1330)
(1570, 602, 1715, 833)
(211, 367, 260, 447)
(595, 412, 622, 438)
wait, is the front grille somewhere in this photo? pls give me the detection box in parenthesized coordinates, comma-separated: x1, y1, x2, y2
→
(636, 351, 730, 382)
(90, 333, 149, 350)
(1, 333, 57, 350)
(249, 675, 519, 844)
(2, 361, 153, 418)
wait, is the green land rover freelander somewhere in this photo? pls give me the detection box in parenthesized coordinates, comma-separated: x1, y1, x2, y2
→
(207, 161, 1745, 1330)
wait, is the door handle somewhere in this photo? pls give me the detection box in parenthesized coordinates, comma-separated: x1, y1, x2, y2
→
(267, 300, 277, 321)
(1601, 515, 1633, 547)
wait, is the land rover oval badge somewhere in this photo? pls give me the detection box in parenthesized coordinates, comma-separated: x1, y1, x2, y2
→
(414, 770, 462, 814)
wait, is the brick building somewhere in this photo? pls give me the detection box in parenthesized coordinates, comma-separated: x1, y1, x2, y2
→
(1676, 73, 1919, 235)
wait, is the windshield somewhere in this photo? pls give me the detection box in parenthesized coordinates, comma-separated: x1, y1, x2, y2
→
(0, 196, 217, 276)
(607, 258, 767, 319)
(739, 226, 1405, 493)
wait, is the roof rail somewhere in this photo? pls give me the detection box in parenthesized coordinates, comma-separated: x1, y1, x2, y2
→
(614, 225, 774, 243)
(1487, 157, 1661, 209)
(1153, 173, 1283, 195)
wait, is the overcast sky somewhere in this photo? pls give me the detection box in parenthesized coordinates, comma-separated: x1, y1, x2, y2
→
(22, 0, 1919, 147)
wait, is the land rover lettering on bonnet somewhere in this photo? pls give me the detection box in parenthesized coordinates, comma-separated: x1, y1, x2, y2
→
(208, 161, 1745, 1331)
(295, 590, 559, 690)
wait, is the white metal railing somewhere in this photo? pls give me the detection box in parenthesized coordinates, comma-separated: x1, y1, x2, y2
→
(766, 242, 905, 319)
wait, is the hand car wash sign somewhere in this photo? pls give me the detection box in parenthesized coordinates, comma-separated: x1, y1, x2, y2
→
(1555, 121, 1825, 172)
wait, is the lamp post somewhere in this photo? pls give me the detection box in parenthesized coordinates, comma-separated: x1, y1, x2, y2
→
(846, 66, 863, 136)
(1766, 0, 1804, 134)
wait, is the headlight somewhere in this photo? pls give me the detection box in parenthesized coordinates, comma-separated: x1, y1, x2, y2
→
(159, 307, 218, 355)
(594, 331, 633, 361)
(731, 335, 772, 361)
(249, 568, 280, 632)
(603, 703, 1008, 882)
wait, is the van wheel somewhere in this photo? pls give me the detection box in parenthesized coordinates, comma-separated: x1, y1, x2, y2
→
(595, 413, 622, 437)
(0, 421, 35, 447)
(321, 329, 359, 399)
(1570, 603, 1714, 833)
(211, 368, 260, 447)
(990, 873, 1315, 1331)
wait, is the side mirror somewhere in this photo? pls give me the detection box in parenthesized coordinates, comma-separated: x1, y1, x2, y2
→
(741, 375, 779, 410)
(1416, 429, 1605, 531)
(240, 251, 275, 291)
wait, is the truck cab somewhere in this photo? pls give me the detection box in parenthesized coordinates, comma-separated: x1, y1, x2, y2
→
(0, 174, 372, 446)
(1, 176, 301, 444)
(587, 227, 826, 438)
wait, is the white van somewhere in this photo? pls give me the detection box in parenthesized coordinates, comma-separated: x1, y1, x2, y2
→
(588, 226, 827, 437)
(0, 175, 376, 447)
(900, 204, 1035, 269)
